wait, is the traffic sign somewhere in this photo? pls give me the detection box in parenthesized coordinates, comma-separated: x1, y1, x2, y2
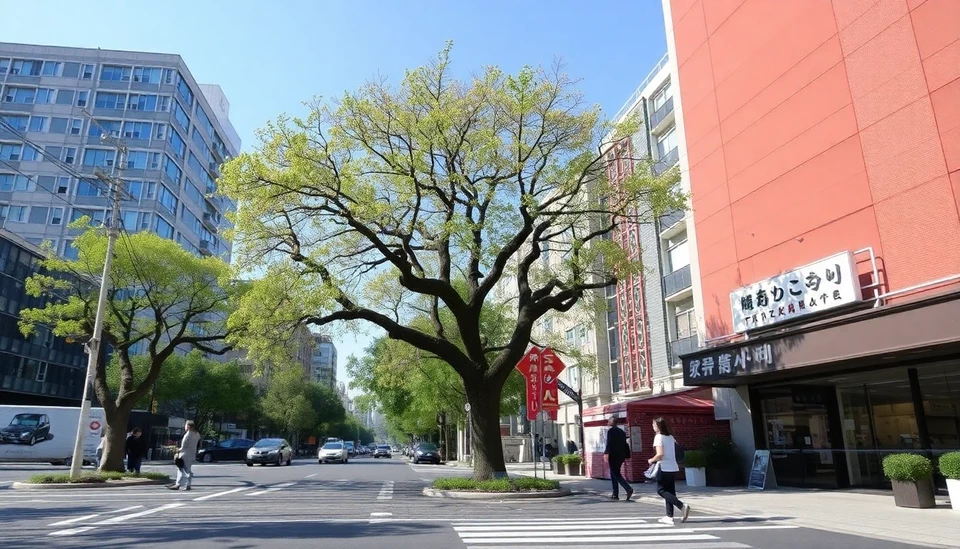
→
(557, 379, 580, 404)
(538, 347, 566, 412)
(515, 347, 542, 421)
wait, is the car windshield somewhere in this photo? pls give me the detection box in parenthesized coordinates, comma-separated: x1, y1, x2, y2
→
(322, 443, 342, 449)
(253, 439, 282, 448)
(377, 445, 390, 450)
(11, 415, 40, 427)
(417, 444, 438, 451)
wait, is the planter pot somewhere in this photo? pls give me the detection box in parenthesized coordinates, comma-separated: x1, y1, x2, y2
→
(685, 467, 707, 487)
(945, 479, 960, 511)
(891, 479, 936, 509)
(565, 462, 581, 476)
(552, 461, 562, 474)
(706, 468, 741, 487)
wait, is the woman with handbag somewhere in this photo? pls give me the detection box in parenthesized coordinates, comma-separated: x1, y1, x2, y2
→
(647, 417, 690, 525)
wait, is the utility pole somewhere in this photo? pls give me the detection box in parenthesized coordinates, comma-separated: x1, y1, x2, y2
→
(69, 123, 126, 479)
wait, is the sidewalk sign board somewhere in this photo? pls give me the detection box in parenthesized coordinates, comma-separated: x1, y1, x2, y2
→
(748, 449, 777, 490)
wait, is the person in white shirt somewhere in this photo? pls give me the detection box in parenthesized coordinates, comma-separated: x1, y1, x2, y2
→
(169, 420, 201, 491)
(648, 417, 690, 525)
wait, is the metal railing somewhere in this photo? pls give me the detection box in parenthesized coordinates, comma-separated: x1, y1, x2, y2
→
(650, 96, 675, 129)
(663, 264, 691, 297)
(653, 147, 679, 175)
(658, 209, 684, 232)
(669, 335, 700, 365)
(612, 53, 670, 123)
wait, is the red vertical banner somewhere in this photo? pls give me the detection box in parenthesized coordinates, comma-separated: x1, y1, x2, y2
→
(539, 348, 566, 412)
(515, 347, 542, 421)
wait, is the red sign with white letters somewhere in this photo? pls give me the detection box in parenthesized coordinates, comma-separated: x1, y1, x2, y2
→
(516, 347, 566, 420)
(516, 347, 542, 421)
(538, 347, 566, 412)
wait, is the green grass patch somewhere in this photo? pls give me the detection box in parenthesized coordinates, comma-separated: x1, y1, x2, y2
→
(27, 471, 170, 484)
(431, 476, 560, 492)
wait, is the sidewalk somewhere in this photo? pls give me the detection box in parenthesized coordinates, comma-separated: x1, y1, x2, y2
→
(503, 462, 956, 548)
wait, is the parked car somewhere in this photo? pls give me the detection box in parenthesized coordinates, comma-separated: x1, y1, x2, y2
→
(246, 438, 294, 466)
(0, 413, 51, 446)
(197, 438, 255, 462)
(412, 442, 441, 464)
(317, 441, 348, 464)
(373, 445, 392, 458)
(344, 440, 356, 457)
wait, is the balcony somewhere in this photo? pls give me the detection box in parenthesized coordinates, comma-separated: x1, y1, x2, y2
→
(202, 212, 219, 233)
(669, 335, 701, 366)
(649, 96, 675, 131)
(658, 209, 684, 233)
(663, 264, 691, 298)
(198, 240, 213, 256)
(653, 147, 679, 176)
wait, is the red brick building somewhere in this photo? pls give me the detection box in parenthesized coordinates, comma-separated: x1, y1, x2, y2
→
(665, 0, 960, 489)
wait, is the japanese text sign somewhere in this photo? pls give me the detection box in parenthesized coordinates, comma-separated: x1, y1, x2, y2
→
(682, 342, 778, 384)
(538, 347, 566, 412)
(729, 251, 862, 333)
(516, 347, 542, 421)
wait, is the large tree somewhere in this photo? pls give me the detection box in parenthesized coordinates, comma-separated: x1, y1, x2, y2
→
(221, 47, 682, 479)
(20, 226, 238, 472)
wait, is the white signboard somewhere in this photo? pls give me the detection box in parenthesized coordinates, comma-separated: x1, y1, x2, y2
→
(730, 251, 862, 333)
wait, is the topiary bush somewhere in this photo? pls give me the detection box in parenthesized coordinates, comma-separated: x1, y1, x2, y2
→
(938, 452, 960, 480)
(882, 453, 933, 482)
(683, 449, 707, 469)
(565, 453, 582, 464)
(430, 476, 560, 492)
(700, 436, 739, 469)
(26, 471, 171, 484)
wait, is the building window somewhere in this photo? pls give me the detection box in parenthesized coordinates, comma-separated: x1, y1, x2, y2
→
(154, 215, 174, 239)
(126, 180, 143, 201)
(127, 94, 158, 112)
(657, 126, 677, 158)
(666, 232, 689, 273)
(158, 184, 178, 214)
(0, 174, 32, 191)
(89, 119, 121, 138)
(173, 101, 190, 131)
(63, 147, 77, 165)
(163, 155, 182, 185)
(50, 207, 63, 225)
(176, 73, 194, 107)
(81, 64, 94, 79)
(41, 61, 61, 77)
(94, 92, 125, 110)
(27, 117, 48, 133)
(162, 68, 175, 85)
(101, 65, 131, 82)
(3, 87, 36, 104)
(0, 59, 9, 75)
(0, 144, 22, 161)
(10, 59, 42, 76)
(673, 299, 696, 339)
(652, 84, 672, 110)
(132, 67, 162, 84)
(159, 96, 171, 112)
(125, 151, 151, 170)
(2, 205, 28, 223)
(35, 88, 56, 104)
(69, 119, 83, 135)
(144, 182, 156, 200)
(168, 128, 186, 159)
(122, 121, 152, 140)
(76, 90, 89, 107)
(63, 239, 78, 260)
(81, 148, 115, 168)
(76, 179, 103, 196)
(184, 180, 203, 205)
(1, 114, 29, 131)
(56, 177, 70, 194)
(154, 123, 167, 140)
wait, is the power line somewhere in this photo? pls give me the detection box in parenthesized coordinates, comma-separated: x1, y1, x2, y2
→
(0, 157, 106, 221)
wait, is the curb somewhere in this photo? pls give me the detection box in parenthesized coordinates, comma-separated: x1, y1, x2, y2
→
(12, 479, 169, 490)
(422, 487, 572, 499)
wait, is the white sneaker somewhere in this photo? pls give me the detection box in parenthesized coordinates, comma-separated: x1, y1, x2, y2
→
(658, 516, 675, 525)
(681, 504, 691, 523)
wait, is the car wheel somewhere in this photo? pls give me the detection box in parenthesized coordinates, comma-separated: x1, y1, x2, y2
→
(286, 457, 292, 466)
(246, 461, 253, 467)
(318, 459, 322, 465)
(203, 454, 213, 463)
(28, 435, 36, 446)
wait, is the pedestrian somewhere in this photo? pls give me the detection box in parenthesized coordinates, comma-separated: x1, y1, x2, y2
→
(566, 439, 578, 454)
(95, 433, 105, 470)
(602, 417, 633, 501)
(169, 420, 200, 491)
(648, 416, 690, 525)
(126, 427, 145, 474)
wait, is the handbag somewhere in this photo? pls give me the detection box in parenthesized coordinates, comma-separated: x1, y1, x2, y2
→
(174, 456, 185, 469)
(643, 461, 661, 479)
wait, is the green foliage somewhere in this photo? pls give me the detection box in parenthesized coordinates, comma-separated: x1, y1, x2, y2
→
(563, 453, 582, 465)
(431, 477, 559, 492)
(700, 437, 739, 470)
(939, 452, 960, 480)
(259, 367, 349, 439)
(882, 454, 934, 482)
(683, 449, 707, 469)
(27, 472, 170, 484)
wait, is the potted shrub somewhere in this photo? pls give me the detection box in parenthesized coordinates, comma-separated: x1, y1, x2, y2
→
(938, 452, 960, 511)
(565, 454, 582, 476)
(882, 453, 935, 508)
(701, 436, 742, 486)
(683, 449, 707, 487)
(551, 455, 563, 475)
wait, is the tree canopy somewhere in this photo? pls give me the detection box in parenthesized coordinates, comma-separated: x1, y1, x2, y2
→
(221, 46, 683, 478)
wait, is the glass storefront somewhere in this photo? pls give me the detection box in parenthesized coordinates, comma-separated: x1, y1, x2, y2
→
(757, 360, 960, 489)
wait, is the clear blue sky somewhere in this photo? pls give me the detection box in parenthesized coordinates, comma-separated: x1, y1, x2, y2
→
(2, 0, 667, 393)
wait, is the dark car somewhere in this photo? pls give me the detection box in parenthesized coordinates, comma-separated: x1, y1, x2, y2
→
(412, 442, 441, 464)
(197, 438, 255, 462)
(246, 438, 294, 466)
(0, 413, 50, 445)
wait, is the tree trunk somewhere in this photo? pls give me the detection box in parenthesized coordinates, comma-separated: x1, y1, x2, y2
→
(466, 380, 507, 480)
(100, 406, 133, 472)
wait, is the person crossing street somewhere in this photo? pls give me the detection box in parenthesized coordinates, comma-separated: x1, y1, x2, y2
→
(169, 420, 200, 491)
(602, 417, 633, 501)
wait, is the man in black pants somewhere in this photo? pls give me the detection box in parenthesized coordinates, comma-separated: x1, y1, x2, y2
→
(603, 417, 633, 501)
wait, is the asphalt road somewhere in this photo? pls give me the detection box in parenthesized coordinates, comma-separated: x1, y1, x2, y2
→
(0, 456, 932, 548)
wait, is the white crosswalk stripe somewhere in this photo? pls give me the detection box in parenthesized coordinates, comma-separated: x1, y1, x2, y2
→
(450, 516, 797, 547)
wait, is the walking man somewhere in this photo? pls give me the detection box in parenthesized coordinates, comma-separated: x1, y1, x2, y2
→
(169, 420, 200, 491)
(125, 427, 145, 474)
(603, 417, 633, 501)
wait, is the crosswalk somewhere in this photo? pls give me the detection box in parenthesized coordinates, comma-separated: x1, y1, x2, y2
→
(450, 516, 799, 548)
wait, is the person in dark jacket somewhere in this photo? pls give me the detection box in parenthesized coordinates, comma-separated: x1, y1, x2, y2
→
(125, 428, 145, 474)
(603, 417, 633, 500)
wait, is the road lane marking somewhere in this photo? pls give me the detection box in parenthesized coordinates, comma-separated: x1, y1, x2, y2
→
(689, 525, 801, 532)
(459, 535, 718, 544)
(305, 473, 317, 478)
(110, 505, 145, 514)
(193, 487, 252, 501)
(370, 512, 392, 517)
(49, 514, 101, 527)
(377, 480, 394, 500)
(94, 503, 185, 525)
(246, 490, 267, 496)
(464, 544, 749, 549)
(48, 527, 96, 537)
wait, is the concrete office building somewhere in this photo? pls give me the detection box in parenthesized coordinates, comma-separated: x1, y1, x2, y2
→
(0, 42, 239, 259)
(311, 334, 337, 389)
(665, 0, 960, 489)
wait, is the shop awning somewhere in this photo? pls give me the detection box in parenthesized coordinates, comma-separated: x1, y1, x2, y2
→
(582, 386, 714, 423)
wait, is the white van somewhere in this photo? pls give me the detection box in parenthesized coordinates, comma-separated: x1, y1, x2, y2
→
(0, 405, 105, 465)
